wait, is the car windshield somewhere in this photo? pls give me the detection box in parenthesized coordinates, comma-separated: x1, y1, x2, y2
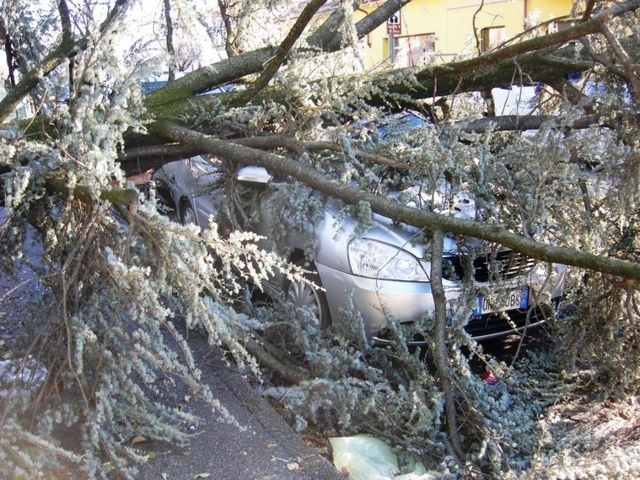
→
(376, 111, 430, 138)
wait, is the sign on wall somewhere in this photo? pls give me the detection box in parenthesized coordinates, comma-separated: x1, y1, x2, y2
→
(387, 10, 401, 35)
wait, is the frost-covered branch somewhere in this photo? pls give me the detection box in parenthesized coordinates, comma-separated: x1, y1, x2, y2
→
(0, 0, 130, 122)
(160, 123, 640, 281)
(231, 0, 328, 106)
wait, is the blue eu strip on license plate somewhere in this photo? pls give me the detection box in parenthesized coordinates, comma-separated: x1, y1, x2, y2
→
(473, 287, 529, 316)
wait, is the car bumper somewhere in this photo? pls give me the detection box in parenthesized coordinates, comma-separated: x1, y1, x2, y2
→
(315, 262, 566, 342)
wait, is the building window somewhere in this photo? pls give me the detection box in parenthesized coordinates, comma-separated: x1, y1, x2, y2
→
(553, 20, 574, 32)
(393, 34, 436, 67)
(549, 21, 577, 44)
(480, 26, 506, 52)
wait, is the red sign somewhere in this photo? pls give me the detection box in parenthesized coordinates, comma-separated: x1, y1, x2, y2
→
(387, 11, 401, 35)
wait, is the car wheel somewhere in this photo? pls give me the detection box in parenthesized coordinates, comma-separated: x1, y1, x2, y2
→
(181, 201, 197, 225)
(284, 262, 331, 330)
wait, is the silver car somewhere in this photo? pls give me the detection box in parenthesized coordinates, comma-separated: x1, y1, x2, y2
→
(156, 156, 566, 346)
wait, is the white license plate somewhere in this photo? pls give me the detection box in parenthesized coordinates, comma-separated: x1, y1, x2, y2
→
(474, 287, 529, 316)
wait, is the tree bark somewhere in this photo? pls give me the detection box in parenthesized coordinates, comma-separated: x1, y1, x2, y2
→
(163, 0, 176, 83)
(430, 229, 465, 464)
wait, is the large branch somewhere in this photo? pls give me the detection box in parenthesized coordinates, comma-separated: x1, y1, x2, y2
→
(158, 123, 640, 281)
(227, 136, 408, 168)
(122, 112, 609, 160)
(166, 50, 592, 122)
(118, 112, 612, 174)
(118, 135, 407, 173)
(358, 56, 593, 110)
(121, 112, 607, 175)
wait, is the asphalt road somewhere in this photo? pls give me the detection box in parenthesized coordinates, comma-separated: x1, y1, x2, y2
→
(135, 334, 342, 480)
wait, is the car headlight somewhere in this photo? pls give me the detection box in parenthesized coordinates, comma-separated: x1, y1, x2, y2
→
(348, 238, 429, 282)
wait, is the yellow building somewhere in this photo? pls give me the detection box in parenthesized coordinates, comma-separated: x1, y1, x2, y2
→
(357, 0, 579, 70)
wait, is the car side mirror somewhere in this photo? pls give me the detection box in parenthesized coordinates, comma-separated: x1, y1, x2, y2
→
(236, 166, 272, 185)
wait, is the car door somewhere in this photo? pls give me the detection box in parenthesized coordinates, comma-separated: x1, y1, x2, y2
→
(188, 156, 226, 230)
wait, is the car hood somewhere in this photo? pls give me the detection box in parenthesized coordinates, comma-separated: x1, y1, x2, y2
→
(324, 187, 469, 259)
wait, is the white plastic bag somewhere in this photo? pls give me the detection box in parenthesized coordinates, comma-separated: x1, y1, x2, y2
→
(330, 436, 439, 480)
(330, 435, 399, 480)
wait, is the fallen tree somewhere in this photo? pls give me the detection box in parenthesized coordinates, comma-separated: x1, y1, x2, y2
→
(2, 0, 640, 477)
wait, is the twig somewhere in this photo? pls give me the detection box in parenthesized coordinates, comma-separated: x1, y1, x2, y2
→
(579, 37, 628, 81)
(472, 0, 486, 55)
(597, 20, 640, 98)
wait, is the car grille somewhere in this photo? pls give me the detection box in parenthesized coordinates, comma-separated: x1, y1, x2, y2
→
(443, 250, 537, 283)
(464, 304, 555, 339)
(373, 303, 556, 345)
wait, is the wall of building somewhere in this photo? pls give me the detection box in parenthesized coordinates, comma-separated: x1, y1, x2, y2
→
(358, 0, 578, 70)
